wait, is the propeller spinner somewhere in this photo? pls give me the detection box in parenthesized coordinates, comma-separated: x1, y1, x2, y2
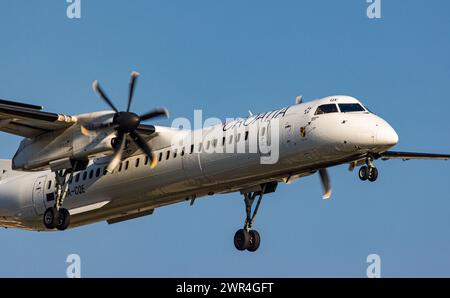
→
(91, 71, 169, 173)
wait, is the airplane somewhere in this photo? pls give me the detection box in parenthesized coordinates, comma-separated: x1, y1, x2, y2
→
(0, 71, 449, 252)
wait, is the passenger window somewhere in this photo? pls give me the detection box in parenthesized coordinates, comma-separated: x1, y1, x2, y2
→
(173, 149, 178, 158)
(213, 139, 217, 148)
(338, 103, 366, 113)
(96, 168, 100, 177)
(47, 180, 52, 190)
(89, 170, 93, 179)
(181, 147, 185, 156)
(125, 161, 129, 170)
(315, 104, 338, 115)
(82, 172, 87, 181)
(190, 144, 194, 154)
(145, 156, 149, 165)
(222, 137, 226, 146)
(119, 163, 123, 172)
(166, 151, 170, 160)
(75, 173, 80, 183)
(135, 158, 140, 167)
(245, 131, 249, 141)
(158, 152, 163, 162)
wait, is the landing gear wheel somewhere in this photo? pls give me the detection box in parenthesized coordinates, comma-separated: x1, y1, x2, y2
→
(368, 167, 378, 182)
(234, 229, 250, 251)
(247, 230, 261, 252)
(43, 207, 59, 229)
(234, 184, 274, 252)
(56, 208, 71, 231)
(359, 166, 368, 181)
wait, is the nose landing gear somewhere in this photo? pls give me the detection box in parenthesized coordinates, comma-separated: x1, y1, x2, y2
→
(358, 157, 378, 182)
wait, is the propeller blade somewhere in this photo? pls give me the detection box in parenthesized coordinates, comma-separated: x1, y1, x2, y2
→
(106, 132, 126, 173)
(92, 80, 119, 113)
(140, 108, 170, 122)
(130, 131, 157, 168)
(127, 71, 140, 112)
(319, 168, 332, 200)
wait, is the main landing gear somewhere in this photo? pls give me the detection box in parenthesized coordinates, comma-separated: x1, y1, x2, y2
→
(43, 169, 74, 231)
(358, 157, 378, 182)
(234, 182, 277, 252)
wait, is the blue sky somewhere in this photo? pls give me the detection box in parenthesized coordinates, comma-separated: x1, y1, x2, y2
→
(0, 0, 450, 277)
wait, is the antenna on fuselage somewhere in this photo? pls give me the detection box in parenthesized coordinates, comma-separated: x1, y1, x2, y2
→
(295, 95, 303, 105)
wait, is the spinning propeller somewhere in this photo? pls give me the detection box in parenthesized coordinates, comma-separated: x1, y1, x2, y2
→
(91, 71, 169, 173)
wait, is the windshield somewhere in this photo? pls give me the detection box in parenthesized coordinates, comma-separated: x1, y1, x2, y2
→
(315, 104, 338, 115)
(338, 103, 366, 113)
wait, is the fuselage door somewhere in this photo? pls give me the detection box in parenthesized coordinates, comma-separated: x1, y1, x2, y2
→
(283, 121, 293, 146)
(32, 175, 47, 215)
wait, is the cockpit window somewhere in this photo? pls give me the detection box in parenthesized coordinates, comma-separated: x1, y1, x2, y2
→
(338, 103, 366, 113)
(362, 104, 374, 114)
(314, 104, 338, 115)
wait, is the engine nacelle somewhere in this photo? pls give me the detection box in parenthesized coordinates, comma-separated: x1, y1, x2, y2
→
(12, 124, 116, 171)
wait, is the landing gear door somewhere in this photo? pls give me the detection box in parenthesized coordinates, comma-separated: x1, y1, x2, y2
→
(32, 175, 47, 215)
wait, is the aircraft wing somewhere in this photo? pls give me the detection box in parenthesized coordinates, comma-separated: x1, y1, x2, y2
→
(0, 99, 77, 138)
(379, 151, 450, 161)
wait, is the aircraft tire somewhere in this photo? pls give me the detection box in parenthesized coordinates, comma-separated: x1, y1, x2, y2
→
(234, 229, 250, 251)
(359, 166, 368, 181)
(368, 167, 378, 182)
(247, 230, 261, 252)
(43, 207, 59, 229)
(56, 208, 71, 231)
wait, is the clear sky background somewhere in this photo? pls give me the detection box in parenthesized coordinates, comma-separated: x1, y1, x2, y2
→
(0, 0, 449, 277)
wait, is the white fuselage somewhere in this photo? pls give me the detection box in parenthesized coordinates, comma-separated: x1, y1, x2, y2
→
(0, 96, 398, 231)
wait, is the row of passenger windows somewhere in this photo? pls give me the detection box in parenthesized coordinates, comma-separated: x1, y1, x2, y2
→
(315, 103, 367, 115)
(46, 157, 151, 189)
(156, 130, 255, 161)
(46, 130, 260, 189)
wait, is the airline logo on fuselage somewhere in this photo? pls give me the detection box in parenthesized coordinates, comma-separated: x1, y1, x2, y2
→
(222, 107, 289, 131)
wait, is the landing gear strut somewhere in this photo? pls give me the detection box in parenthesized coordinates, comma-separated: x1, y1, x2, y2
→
(358, 157, 378, 182)
(43, 169, 74, 231)
(234, 184, 271, 252)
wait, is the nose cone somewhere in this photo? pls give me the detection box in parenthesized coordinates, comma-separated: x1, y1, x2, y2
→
(377, 122, 399, 147)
